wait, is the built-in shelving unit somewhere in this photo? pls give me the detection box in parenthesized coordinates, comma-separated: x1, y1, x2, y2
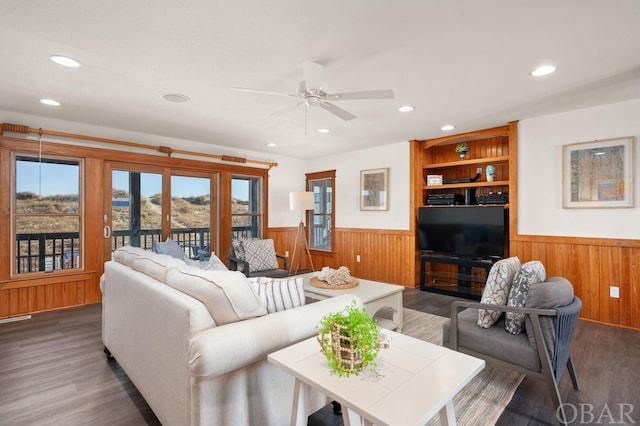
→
(410, 122, 518, 296)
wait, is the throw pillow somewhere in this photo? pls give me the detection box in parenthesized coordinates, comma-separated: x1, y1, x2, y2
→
(242, 239, 279, 273)
(524, 276, 574, 357)
(505, 260, 547, 334)
(477, 256, 521, 328)
(153, 238, 186, 261)
(249, 277, 306, 313)
(231, 239, 249, 272)
(165, 267, 267, 325)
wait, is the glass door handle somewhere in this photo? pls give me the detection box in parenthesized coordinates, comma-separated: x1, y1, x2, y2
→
(104, 225, 111, 239)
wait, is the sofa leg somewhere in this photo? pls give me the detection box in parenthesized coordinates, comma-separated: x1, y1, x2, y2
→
(103, 346, 114, 360)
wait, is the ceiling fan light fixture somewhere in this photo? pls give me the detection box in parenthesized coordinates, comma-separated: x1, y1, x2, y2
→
(441, 124, 455, 131)
(398, 105, 414, 112)
(531, 65, 557, 77)
(317, 128, 331, 134)
(50, 55, 81, 68)
(40, 99, 61, 106)
(162, 93, 190, 103)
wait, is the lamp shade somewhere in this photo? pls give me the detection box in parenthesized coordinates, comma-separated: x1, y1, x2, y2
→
(289, 191, 314, 211)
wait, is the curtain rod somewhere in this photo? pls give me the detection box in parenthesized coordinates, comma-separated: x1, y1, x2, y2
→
(0, 123, 278, 169)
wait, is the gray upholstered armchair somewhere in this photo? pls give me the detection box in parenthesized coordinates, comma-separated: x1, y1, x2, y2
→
(443, 292, 581, 426)
(228, 238, 289, 278)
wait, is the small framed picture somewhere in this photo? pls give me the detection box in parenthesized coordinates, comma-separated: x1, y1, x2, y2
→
(426, 175, 443, 186)
(360, 168, 389, 211)
(562, 137, 634, 208)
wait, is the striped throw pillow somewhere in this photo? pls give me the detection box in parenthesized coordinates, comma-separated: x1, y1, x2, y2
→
(249, 277, 306, 313)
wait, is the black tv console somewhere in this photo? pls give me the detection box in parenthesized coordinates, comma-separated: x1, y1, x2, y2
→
(419, 254, 499, 300)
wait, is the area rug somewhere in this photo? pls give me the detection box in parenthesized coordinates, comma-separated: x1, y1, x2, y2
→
(400, 308, 524, 426)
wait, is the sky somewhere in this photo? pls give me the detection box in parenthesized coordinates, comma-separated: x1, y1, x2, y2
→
(17, 162, 249, 200)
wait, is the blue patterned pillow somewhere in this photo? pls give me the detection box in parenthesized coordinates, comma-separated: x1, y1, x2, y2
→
(242, 239, 279, 273)
(153, 238, 185, 261)
(505, 260, 547, 334)
(477, 257, 520, 328)
(249, 277, 305, 313)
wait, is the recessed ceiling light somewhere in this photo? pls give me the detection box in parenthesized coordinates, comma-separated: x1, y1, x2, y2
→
(40, 99, 61, 106)
(398, 105, 414, 112)
(50, 55, 81, 68)
(266, 143, 277, 147)
(162, 93, 190, 103)
(441, 124, 455, 131)
(531, 65, 557, 77)
(317, 128, 331, 133)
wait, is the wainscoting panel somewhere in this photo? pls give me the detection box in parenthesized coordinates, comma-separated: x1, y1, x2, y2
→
(0, 273, 98, 318)
(511, 235, 640, 329)
(267, 227, 416, 287)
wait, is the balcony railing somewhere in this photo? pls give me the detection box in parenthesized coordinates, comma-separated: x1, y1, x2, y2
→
(15, 225, 266, 274)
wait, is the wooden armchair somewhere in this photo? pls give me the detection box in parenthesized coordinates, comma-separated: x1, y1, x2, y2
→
(443, 296, 582, 426)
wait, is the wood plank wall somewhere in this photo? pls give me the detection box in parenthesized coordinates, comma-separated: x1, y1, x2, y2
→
(511, 235, 640, 329)
(267, 227, 416, 286)
(269, 228, 640, 330)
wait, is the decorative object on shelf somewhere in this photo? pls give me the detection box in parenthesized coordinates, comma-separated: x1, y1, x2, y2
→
(455, 142, 470, 160)
(317, 300, 381, 377)
(426, 174, 443, 186)
(288, 191, 315, 273)
(360, 168, 389, 211)
(311, 266, 359, 289)
(486, 164, 496, 182)
(562, 136, 634, 208)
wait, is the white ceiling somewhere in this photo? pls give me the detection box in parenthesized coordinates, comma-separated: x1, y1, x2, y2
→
(1, 1, 640, 160)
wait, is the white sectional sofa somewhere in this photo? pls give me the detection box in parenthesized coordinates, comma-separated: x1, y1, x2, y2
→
(101, 246, 357, 426)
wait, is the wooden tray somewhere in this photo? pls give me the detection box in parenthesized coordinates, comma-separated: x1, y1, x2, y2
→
(310, 276, 359, 290)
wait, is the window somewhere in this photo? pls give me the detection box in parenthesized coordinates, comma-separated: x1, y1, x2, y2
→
(231, 176, 263, 239)
(171, 175, 211, 258)
(13, 154, 83, 274)
(306, 170, 335, 251)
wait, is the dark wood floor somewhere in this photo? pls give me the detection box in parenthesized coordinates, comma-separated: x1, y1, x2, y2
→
(1, 289, 639, 425)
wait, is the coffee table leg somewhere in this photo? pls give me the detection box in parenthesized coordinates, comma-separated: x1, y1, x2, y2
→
(438, 400, 457, 426)
(290, 379, 301, 426)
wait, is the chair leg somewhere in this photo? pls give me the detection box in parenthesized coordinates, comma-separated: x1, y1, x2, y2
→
(567, 356, 580, 390)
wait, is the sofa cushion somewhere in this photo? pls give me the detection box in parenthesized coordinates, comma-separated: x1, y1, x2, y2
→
(524, 276, 574, 356)
(113, 246, 148, 267)
(132, 252, 185, 283)
(165, 266, 267, 325)
(249, 277, 306, 313)
(477, 256, 520, 328)
(505, 260, 546, 334)
(242, 239, 279, 273)
(153, 238, 186, 261)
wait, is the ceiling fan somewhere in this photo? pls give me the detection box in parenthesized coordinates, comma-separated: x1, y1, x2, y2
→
(232, 62, 395, 122)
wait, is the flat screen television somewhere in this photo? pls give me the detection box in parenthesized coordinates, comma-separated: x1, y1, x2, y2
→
(418, 206, 505, 259)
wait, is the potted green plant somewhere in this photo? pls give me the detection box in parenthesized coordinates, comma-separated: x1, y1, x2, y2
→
(317, 300, 381, 377)
(455, 142, 470, 160)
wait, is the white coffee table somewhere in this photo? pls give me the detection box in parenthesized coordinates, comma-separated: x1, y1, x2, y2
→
(268, 330, 485, 426)
(296, 272, 405, 332)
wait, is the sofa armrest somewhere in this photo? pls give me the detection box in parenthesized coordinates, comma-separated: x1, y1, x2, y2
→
(188, 294, 361, 378)
(228, 254, 250, 277)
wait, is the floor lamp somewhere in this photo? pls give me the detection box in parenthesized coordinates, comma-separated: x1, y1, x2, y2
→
(289, 191, 315, 274)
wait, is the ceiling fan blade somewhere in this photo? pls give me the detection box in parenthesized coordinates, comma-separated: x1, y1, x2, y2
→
(231, 87, 297, 97)
(270, 101, 304, 117)
(302, 62, 324, 90)
(318, 101, 356, 121)
(325, 89, 395, 101)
